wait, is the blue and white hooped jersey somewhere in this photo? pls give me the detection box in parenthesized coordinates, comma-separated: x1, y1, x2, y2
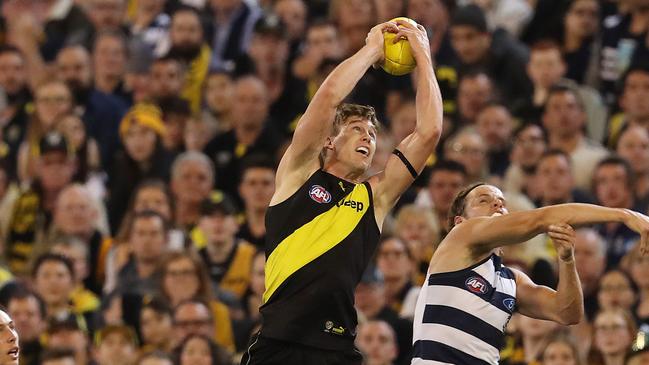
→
(411, 254, 517, 365)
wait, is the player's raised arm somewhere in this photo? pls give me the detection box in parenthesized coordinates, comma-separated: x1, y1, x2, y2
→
(273, 22, 398, 200)
(455, 201, 649, 254)
(371, 20, 443, 220)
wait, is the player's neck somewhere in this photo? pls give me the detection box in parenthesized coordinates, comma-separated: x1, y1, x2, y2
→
(323, 160, 364, 183)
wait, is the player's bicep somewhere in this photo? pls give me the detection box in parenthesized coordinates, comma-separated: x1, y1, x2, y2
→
(513, 268, 561, 322)
(374, 133, 435, 208)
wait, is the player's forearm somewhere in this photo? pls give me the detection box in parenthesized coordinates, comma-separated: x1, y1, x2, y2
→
(537, 204, 631, 229)
(414, 60, 442, 142)
(317, 45, 381, 108)
(554, 258, 584, 325)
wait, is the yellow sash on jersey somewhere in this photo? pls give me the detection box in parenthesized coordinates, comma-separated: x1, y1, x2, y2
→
(264, 183, 370, 303)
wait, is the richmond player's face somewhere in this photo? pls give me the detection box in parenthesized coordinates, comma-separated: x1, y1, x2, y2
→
(332, 118, 377, 174)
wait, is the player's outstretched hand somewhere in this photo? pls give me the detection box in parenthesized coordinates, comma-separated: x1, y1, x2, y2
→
(392, 19, 431, 65)
(365, 21, 399, 64)
(548, 223, 576, 262)
(623, 210, 649, 254)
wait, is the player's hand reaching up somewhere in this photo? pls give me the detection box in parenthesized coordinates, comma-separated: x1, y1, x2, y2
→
(548, 223, 576, 262)
(365, 22, 399, 64)
(392, 19, 432, 65)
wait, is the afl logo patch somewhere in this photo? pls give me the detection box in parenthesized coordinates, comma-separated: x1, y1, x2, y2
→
(503, 298, 516, 311)
(465, 276, 488, 294)
(309, 185, 332, 203)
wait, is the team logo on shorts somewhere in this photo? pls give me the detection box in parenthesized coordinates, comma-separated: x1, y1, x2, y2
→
(465, 276, 488, 294)
(503, 298, 516, 311)
(309, 185, 332, 203)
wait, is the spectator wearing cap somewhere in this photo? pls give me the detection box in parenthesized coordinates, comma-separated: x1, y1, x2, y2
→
(193, 193, 256, 300)
(449, 4, 531, 105)
(207, 0, 262, 71)
(17, 80, 74, 183)
(236, 14, 308, 137)
(3, 131, 76, 276)
(236, 155, 276, 249)
(55, 45, 128, 168)
(111, 210, 169, 297)
(45, 315, 90, 365)
(170, 151, 215, 231)
(203, 75, 283, 198)
(354, 266, 413, 365)
(93, 324, 138, 365)
(165, 7, 212, 114)
(107, 103, 173, 233)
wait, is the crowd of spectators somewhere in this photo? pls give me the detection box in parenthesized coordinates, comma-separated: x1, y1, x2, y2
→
(0, 0, 647, 364)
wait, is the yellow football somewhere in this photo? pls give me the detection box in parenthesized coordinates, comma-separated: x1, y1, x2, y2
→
(381, 17, 418, 76)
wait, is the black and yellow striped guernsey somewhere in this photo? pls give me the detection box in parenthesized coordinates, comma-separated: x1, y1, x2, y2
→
(260, 169, 381, 350)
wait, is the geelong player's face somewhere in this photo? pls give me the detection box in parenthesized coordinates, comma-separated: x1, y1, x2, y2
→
(465, 185, 508, 218)
(336, 119, 377, 172)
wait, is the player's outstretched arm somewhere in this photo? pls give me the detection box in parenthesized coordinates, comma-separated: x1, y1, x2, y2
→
(514, 224, 583, 325)
(272, 22, 399, 204)
(371, 20, 443, 221)
(452, 203, 649, 254)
